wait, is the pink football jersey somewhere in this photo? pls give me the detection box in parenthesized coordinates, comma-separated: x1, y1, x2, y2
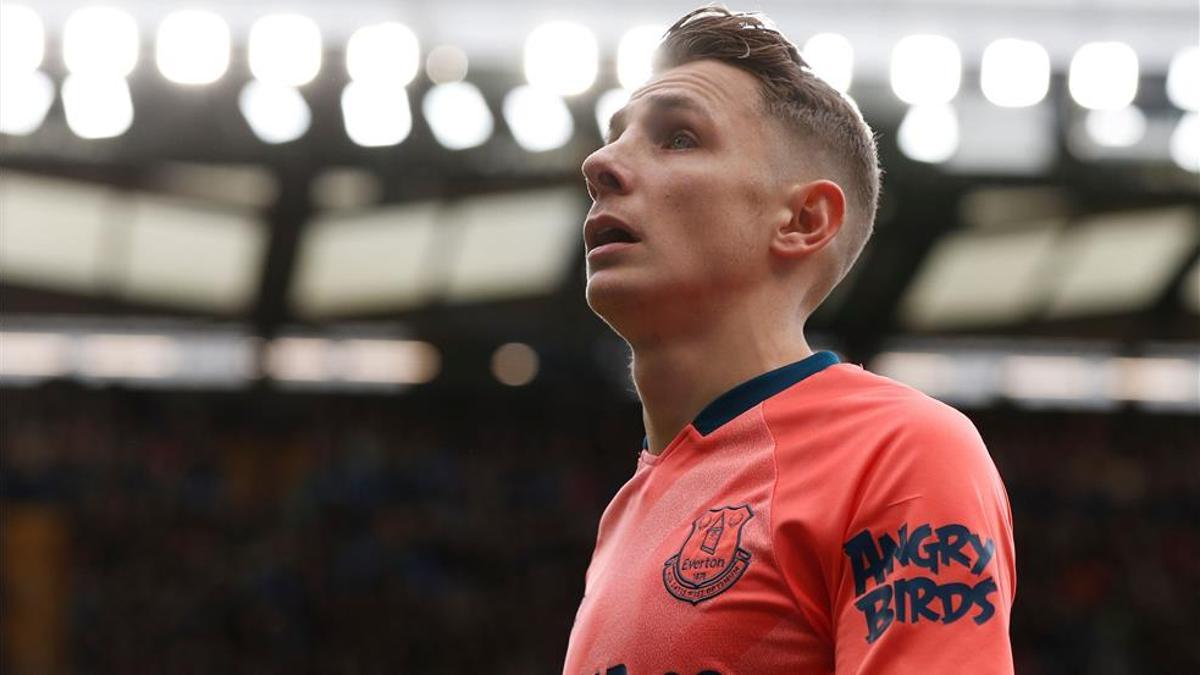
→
(563, 352, 1016, 674)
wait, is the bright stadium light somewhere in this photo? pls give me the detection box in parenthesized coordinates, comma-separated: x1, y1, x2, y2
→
(492, 342, 539, 386)
(898, 104, 959, 163)
(617, 25, 663, 90)
(346, 22, 419, 85)
(423, 81, 493, 150)
(1085, 106, 1146, 148)
(1166, 46, 1200, 111)
(61, 75, 134, 139)
(0, 332, 71, 380)
(0, 3, 44, 74)
(524, 21, 598, 96)
(78, 334, 181, 380)
(802, 33, 854, 93)
(890, 34, 961, 105)
(595, 87, 630, 139)
(62, 6, 140, 77)
(156, 10, 230, 85)
(980, 38, 1050, 108)
(238, 80, 311, 144)
(337, 339, 441, 385)
(503, 85, 574, 152)
(0, 69, 54, 135)
(1170, 112, 1200, 173)
(1069, 42, 1138, 110)
(341, 81, 413, 147)
(248, 14, 322, 87)
(426, 44, 469, 84)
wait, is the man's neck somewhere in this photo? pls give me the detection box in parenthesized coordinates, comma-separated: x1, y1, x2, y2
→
(630, 310, 813, 455)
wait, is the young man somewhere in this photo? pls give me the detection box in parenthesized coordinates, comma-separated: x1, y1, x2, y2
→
(563, 7, 1016, 674)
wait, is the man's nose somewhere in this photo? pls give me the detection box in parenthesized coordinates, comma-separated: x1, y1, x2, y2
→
(581, 146, 630, 201)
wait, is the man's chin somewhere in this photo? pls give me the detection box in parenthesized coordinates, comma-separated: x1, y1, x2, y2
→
(586, 271, 679, 333)
(585, 272, 650, 318)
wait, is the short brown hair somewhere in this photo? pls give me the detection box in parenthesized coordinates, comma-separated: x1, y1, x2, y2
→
(653, 6, 881, 293)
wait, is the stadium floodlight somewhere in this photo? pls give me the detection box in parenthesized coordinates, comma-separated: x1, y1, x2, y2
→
(248, 13, 322, 87)
(802, 33, 854, 94)
(238, 80, 311, 144)
(426, 45, 469, 84)
(346, 22, 419, 85)
(492, 342, 539, 386)
(0, 3, 44, 74)
(1166, 46, 1200, 111)
(1084, 106, 1146, 148)
(338, 340, 441, 385)
(524, 21, 598, 96)
(265, 337, 441, 385)
(79, 334, 180, 380)
(62, 75, 134, 139)
(341, 81, 413, 147)
(890, 34, 961, 105)
(423, 81, 493, 150)
(595, 87, 630, 139)
(156, 10, 230, 85)
(618, 25, 664, 90)
(980, 38, 1050, 108)
(0, 69, 54, 135)
(0, 332, 71, 380)
(1112, 357, 1200, 405)
(63, 6, 140, 77)
(897, 104, 959, 163)
(503, 85, 574, 152)
(1170, 112, 1200, 173)
(1069, 42, 1138, 110)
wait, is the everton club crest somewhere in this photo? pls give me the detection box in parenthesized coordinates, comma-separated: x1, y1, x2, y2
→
(663, 504, 754, 604)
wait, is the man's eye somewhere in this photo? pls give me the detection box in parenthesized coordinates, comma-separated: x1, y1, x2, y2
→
(667, 131, 697, 150)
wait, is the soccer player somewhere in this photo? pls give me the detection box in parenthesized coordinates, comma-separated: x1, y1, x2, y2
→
(564, 7, 1016, 674)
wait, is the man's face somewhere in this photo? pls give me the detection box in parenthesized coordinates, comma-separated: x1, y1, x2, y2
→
(581, 59, 788, 332)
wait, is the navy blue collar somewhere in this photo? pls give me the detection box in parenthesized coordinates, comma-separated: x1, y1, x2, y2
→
(642, 350, 839, 450)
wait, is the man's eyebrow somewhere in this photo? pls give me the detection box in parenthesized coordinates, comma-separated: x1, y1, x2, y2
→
(605, 93, 712, 144)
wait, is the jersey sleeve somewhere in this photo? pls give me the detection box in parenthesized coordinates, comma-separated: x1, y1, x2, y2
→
(831, 401, 1016, 674)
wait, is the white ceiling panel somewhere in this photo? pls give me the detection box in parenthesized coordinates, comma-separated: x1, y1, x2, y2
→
(442, 187, 582, 303)
(901, 221, 1062, 329)
(0, 172, 115, 292)
(1045, 207, 1199, 318)
(291, 203, 441, 317)
(122, 196, 267, 311)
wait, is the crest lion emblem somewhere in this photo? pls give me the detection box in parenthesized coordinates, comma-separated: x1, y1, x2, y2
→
(663, 504, 754, 604)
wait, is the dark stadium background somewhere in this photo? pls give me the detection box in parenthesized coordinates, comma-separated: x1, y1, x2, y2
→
(1, 1, 1197, 673)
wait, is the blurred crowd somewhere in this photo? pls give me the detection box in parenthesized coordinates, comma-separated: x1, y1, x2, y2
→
(1, 382, 1197, 674)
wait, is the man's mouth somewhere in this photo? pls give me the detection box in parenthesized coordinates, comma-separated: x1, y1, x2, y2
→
(585, 214, 641, 252)
(592, 227, 637, 247)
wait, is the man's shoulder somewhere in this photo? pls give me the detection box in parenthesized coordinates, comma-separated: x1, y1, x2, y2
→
(771, 361, 973, 429)
(764, 362, 991, 479)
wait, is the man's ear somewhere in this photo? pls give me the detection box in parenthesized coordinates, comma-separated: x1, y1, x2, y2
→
(771, 179, 846, 259)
